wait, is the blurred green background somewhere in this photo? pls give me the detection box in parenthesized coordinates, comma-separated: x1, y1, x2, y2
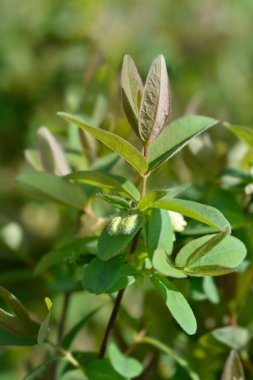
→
(1, 0, 253, 378)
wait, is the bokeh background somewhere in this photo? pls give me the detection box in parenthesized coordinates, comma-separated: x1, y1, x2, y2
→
(1, 0, 253, 378)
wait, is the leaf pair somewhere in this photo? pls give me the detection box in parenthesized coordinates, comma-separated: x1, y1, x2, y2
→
(121, 54, 171, 144)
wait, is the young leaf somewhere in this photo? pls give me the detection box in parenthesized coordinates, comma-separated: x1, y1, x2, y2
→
(24, 149, 43, 171)
(138, 189, 171, 211)
(16, 171, 86, 210)
(66, 171, 140, 201)
(120, 55, 143, 137)
(139, 55, 170, 142)
(37, 298, 53, 346)
(34, 237, 97, 275)
(58, 112, 148, 174)
(152, 198, 231, 232)
(98, 193, 132, 210)
(97, 213, 144, 261)
(148, 116, 218, 171)
(146, 209, 173, 257)
(108, 342, 143, 378)
(150, 274, 197, 335)
(221, 350, 245, 380)
(37, 126, 70, 176)
(211, 327, 249, 351)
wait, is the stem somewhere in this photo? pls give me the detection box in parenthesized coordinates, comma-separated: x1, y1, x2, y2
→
(47, 339, 81, 369)
(98, 144, 149, 358)
(57, 292, 70, 345)
(99, 289, 125, 358)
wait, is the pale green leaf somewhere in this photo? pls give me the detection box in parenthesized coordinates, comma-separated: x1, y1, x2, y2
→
(16, 171, 86, 210)
(37, 299, 53, 346)
(108, 342, 143, 378)
(152, 249, 186, 278)
(138, 189, 170, 211)
(176, 235, 246, 276)
(225, 123, 253, 148)
(152, 198, 231, 232)
(146, 209, 173, 257)
(139, 55, 170, 142)
(148, 116, 218, 171)
(58, 112, 148, 174)
(150, 274, 197, 335)
(37, 126, 70, 176)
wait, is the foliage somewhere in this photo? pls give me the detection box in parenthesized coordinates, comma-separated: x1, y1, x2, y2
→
(1, 3, 253, 378)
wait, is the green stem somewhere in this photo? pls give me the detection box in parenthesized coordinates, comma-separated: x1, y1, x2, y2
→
(98, 144, 149, 358)
(47, 339, 81, 369)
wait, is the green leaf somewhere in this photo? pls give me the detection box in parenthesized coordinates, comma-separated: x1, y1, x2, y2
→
(212, 327, 249, 351)
(98, 193, 132, 210)
(184, 229, 230, 267)
(24, 149, 43, 171)
(22, 356, 61, 380)
(152, 198, 231, 232)
(108, 342, 143, 378)
(146, 209, 173, 257)
(139, 55, 170, 142)
(225, 123, 253, 148)
(66, 171, 140, 201)
(85, 359, 125, 380)
(203, 277, 219, 304)
(58, 112, 148, 174)
(148, 116, 218, 171)
(37, 298, 53, 346)
(221, 350, 245, 380)
(98, 213, 144, 261)
(120, 55, 143, 137)
(138, 189, 171, 211)
(34, 237, 97, 275)
(83, 256, 124, 294)
(37, 126, 70, 176)
(176, 235, 246, 276)
(152, 249, 186, 278)
(150, 274, 197, 335)
(16, 171, 85, 210)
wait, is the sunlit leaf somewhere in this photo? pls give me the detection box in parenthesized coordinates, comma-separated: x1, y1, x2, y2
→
(152, 198, 231, 232)
(148, 116, 218, 171)
(58, 112, 148, 174)
(139, 55, 170, 142)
